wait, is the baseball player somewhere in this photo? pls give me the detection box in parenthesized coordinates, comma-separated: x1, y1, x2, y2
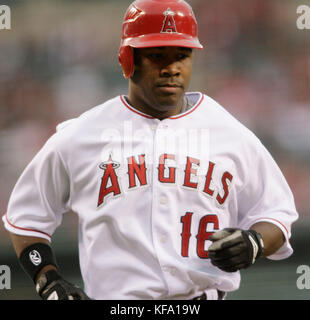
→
(3, 0, 298, 300)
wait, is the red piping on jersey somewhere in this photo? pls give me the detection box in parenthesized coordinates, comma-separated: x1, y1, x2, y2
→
(169, 94, 204, 120)
(5, 214, 52, 239)
(120, 96, 155, 119)
(257, 217, 289, 235)
(120, 93, 204, 120)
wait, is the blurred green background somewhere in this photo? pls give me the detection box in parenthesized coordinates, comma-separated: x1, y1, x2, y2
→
(1, 0, 310, 300)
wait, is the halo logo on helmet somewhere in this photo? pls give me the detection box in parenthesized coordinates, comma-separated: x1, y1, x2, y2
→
(118, 0, 204, 79)
(161, 8, 177, 33)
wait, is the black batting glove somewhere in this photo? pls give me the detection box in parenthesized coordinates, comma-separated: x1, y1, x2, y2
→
(208, 228, 264, 273)
(35, 269, 91, 300)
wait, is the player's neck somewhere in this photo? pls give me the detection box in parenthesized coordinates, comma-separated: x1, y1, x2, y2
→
(126, 93, 188, 120)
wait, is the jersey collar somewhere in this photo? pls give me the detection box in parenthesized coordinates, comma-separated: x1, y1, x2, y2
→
(120, 92, 204, 120)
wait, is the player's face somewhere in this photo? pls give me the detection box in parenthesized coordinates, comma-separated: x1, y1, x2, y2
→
(129, 46, 193, 119)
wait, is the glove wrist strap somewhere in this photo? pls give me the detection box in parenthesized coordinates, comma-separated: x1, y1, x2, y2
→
(248, 230, 264, 261)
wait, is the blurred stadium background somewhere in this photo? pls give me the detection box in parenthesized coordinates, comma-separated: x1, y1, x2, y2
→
(0, 0, 309, 300)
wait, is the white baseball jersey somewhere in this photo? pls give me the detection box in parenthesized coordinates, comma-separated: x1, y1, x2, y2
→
(3, 92, 298, 299)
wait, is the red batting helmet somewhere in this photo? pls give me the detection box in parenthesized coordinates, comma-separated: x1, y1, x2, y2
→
(118, 0, 203, 79)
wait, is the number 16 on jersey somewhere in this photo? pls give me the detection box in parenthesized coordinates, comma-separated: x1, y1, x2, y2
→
(180, 212, 219, 258)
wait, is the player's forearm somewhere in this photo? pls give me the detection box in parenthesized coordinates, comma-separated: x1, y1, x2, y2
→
(9, 232, 50, 256)
(9, 232, 58, 281)
(250, 222, 285, 257)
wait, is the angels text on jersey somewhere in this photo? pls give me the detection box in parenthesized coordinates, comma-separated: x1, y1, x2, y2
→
(97, 153, 233, 208)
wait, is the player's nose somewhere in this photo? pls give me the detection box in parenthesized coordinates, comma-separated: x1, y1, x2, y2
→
(160, 61, 181, 77)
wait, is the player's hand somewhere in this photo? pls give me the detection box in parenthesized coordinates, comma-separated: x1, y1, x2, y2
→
(208, 228, 264, 272)
(35, 269, 91, 300)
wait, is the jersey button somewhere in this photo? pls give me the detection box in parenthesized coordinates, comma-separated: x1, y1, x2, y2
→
(170, 268, 177, 276)
(160, 235, 167, 243)
(162, 266, 169, 273)
(160, 196, 167, 205)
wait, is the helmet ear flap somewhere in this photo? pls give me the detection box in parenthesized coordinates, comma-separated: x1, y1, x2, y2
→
(119, 46, 134, 79)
